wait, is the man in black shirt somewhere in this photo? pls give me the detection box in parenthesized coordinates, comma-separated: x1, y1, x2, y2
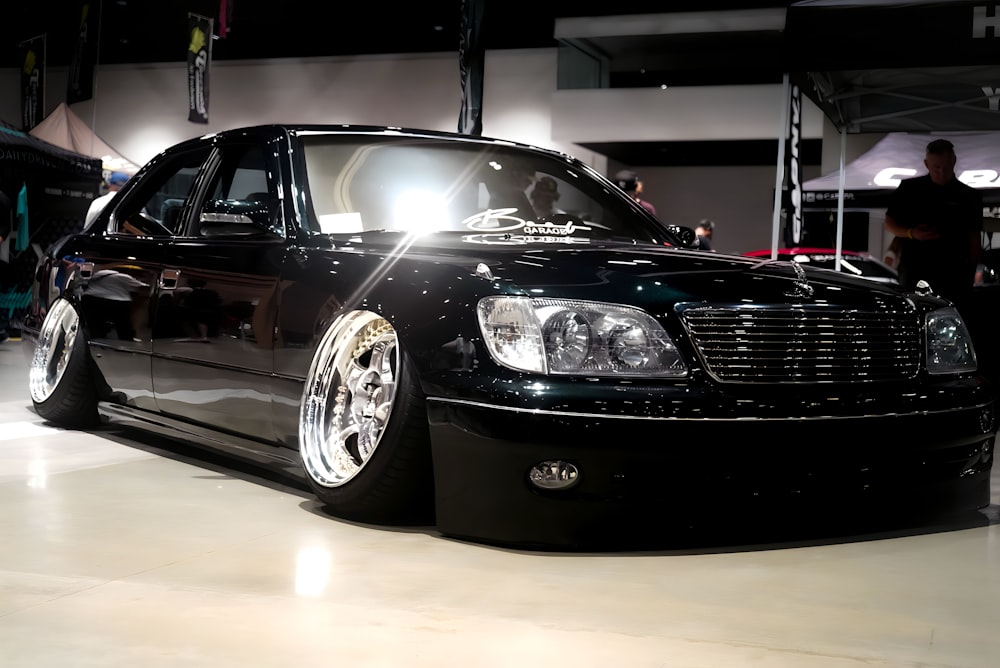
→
(884, 138, 982, 311)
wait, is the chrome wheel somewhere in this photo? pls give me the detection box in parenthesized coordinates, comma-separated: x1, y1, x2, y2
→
(300, 311, 400, 488)
(28, 298, 100, 428)
(29, 299, 82, 403)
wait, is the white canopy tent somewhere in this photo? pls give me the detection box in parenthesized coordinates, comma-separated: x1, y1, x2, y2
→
(29, 102, 140, 176)
(803, 131, 1000, 210)
(779, 0, 1000, 266)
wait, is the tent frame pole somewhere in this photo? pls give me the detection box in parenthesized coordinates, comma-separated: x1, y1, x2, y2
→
(771, 73, 790, 259)
(834, 128, 847, 271)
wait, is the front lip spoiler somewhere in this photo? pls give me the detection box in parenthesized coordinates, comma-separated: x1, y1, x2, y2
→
(426, 396, 995, 422)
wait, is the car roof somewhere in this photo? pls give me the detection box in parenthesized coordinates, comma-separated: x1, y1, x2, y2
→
(193, 123, 559, 154)
(150, 123, 580, 172)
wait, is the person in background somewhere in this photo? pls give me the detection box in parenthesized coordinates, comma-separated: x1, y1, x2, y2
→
(486, 164, 535, 221)
(695, 219, 716, 251)
(614, 169, 657, 216)
(883, 138, 982, 313)
(85, 171, 130, 229)
(529, 176, 565, 219)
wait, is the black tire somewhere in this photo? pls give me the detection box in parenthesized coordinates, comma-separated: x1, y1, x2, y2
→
(299, 311, 433, 524)
(28, 299, 100, 428)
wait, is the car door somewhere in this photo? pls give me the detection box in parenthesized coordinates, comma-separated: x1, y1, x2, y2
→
(73, 145, 212, 410)
(150, 139, 286, 442)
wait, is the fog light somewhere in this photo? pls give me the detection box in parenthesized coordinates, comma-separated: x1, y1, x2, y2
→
(528, 460, 580, 490)
(979, 405, 995, 433)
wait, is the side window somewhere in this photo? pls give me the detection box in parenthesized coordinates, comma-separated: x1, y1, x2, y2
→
(194, 143, 283, 238)
(109, 147, 210, 237)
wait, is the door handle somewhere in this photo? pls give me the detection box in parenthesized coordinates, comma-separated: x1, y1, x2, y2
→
(160, 268, 180, 290)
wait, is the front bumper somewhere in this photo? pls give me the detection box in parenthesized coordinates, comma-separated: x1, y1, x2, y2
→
(427, 396, 995, 549)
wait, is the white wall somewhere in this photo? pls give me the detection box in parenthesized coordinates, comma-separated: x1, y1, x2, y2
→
(552, 85, 826, 142)
(2, 49, 606, 170)
(1, 47, 833, 256)
(617, 164, 819, 255)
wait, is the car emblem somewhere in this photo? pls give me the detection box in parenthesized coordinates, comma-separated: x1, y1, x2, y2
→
(475, 262, 494, 281)
(785, 261, 814, 299)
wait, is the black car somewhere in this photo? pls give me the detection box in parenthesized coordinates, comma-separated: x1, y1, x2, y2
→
(23, 125, 996, 548)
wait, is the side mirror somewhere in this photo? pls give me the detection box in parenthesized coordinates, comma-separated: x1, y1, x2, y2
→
(199, 198, 275, 237)
(668, 225, 698, 248)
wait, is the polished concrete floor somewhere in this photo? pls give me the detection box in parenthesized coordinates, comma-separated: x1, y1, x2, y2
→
(1, 338, 998, 668)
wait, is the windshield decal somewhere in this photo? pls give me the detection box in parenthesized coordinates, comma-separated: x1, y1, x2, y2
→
(461, 233, 590, 246)
(462, 208, 593, 236)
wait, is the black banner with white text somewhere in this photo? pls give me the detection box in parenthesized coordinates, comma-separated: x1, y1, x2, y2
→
(458, 0, 484, 135)
(66, 0, 100, 104)
(19, 34, 45, 131)
(187, 14, 213, 124)
(785, 83, 804, 245)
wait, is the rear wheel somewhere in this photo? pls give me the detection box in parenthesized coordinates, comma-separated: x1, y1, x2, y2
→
(299, 311, 433, 524)
(29, 299, 100, 428)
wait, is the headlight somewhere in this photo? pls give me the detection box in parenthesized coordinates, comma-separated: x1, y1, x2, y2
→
(925, 307, 977, 375)
(477, 296, 687, 377)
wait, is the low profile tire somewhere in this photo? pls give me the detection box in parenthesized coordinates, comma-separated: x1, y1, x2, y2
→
(28, 299, 100, 428)
(299, 311, 433, 524)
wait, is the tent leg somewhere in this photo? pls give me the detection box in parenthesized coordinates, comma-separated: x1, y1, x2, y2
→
(771, 73, 791, 259)
(834, 127, 847, 271)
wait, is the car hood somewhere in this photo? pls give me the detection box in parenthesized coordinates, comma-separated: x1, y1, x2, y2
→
(328, 235, 911, 310)
(482, 248, 903, 309)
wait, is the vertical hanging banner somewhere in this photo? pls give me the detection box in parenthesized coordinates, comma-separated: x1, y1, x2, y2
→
(218, 0, 232, 39)
(19, 34, 45, 131)
(457, 0, 485, 136)
(67, 0, 100, 104)
(187, 14, 213, 124)
(785, 82, 804, 245)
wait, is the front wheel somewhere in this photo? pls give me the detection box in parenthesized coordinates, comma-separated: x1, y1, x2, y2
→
(299, 311, 433, 524)
(28, 299, 100, 428)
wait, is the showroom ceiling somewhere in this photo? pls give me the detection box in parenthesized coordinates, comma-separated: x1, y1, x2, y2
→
(7, 2, 992, 167)
(3, 2, 803, 167)
(3, 1, 795, 67)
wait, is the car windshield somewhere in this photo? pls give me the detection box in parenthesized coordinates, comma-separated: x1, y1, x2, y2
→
(296, 134, 674, 246)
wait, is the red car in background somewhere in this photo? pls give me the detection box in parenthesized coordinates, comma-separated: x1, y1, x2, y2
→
(743, 247, 900, 285)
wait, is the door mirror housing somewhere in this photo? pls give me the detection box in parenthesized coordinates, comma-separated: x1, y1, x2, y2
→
(199, 198, 276, 237)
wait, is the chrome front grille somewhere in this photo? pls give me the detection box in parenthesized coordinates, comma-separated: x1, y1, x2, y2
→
(679, 305, 921, 383)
